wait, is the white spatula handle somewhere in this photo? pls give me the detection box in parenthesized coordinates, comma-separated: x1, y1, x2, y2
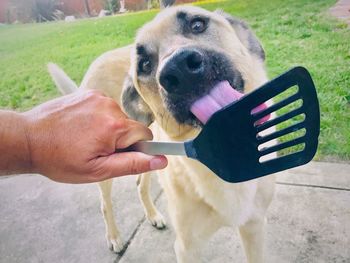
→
(127, 141, 187, 156)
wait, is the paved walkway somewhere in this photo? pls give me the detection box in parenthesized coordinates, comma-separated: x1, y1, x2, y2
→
(0, 161, 349, 263)
(329, 0, 350, 25)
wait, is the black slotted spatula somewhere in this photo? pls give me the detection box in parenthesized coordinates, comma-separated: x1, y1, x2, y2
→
(127, 66, 320, 183)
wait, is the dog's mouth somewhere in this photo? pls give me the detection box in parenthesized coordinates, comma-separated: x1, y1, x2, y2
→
(190, 81, 270, 126)
(164, 78, 244, 127)
(160, 48, 266, 127)
(161, 54, 244, 126)
(190, 81, 243, 124)
(164, 80, 242, 127)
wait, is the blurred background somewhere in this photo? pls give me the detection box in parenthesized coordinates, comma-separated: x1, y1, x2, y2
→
(0, 0, 195, 23)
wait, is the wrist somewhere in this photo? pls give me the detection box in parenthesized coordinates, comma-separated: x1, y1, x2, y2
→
(20, 110, 46, 175)
(19, 112, 36, 173)
(0, 111, 34, 175)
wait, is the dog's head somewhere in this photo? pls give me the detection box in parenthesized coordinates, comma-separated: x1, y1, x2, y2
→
(122, 6, 267, 139)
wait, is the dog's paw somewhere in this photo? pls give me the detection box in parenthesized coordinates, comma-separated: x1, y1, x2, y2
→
(106, 236, 124, 253)
(147, 212, 166, 229)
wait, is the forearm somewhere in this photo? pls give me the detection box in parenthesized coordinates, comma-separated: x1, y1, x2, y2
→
(0, 110, 32, 175)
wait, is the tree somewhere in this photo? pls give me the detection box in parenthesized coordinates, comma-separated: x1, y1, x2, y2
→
(146, 0, 176, 9)
(83, 0, 91, 16)
(33, 0, 58, 22)
(160, 0, 175, 8)
(105, 0, 120, 13)
(7, 0, 58, 22)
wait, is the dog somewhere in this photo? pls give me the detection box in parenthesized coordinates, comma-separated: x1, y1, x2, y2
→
(49, 6, 276, 262)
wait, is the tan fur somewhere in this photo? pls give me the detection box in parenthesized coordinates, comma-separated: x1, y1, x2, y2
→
(129, 6, 276, 263)
(49, 6, 276, 262)
(80, 46, 132, 101)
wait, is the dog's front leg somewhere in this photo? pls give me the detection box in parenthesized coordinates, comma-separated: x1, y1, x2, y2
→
(98, 179, 124, 253)
(137, 172, 166, 229)
(238, 217, 266, 263)
(168, 192, 222, 263)
(174, 238, 201, 263)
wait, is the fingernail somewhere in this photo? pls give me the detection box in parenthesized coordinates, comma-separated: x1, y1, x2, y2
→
(150, 157, 167, 170)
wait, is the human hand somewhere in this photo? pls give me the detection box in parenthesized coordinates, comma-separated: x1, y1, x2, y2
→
(22, 90, 167, 183)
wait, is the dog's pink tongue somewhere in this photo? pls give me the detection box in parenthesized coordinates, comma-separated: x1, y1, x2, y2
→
(190, 81, 270, 125)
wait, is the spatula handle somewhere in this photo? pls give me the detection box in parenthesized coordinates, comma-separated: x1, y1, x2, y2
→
(125, 141, 187, 156)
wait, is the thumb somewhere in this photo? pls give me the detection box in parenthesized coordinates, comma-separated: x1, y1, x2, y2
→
(99, 152, 168, 180)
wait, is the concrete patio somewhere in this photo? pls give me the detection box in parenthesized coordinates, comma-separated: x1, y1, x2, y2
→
(0, 161, 349, 263)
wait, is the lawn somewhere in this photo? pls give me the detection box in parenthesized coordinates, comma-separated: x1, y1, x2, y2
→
(0, 0, 349, 161)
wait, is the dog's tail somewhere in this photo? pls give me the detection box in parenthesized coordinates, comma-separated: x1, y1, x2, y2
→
(47, 63, 78, 95)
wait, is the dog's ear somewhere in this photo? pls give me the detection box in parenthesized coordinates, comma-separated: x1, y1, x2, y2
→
(216, 10, 265, 61)
(121, 74, 154, 126)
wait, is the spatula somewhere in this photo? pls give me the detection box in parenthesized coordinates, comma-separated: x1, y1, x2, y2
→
(126, 66, 320, 183)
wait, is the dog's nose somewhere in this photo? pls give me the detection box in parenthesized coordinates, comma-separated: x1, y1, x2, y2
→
(159, 49, 204, 94)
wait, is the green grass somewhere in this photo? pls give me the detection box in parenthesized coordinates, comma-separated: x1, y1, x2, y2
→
(0, 0, 349, 161)
(0, 11, 157, 109)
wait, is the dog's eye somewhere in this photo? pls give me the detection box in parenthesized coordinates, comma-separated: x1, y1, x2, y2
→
(190, 18, 207, 34)
(138, 58, 152, 74)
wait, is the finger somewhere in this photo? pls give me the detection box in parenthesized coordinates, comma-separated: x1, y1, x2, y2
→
(98, 152, 168, 180)
(115, 120, 153, 149)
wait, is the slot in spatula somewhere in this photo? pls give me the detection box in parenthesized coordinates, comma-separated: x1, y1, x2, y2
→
(126, 66, 320, 183)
